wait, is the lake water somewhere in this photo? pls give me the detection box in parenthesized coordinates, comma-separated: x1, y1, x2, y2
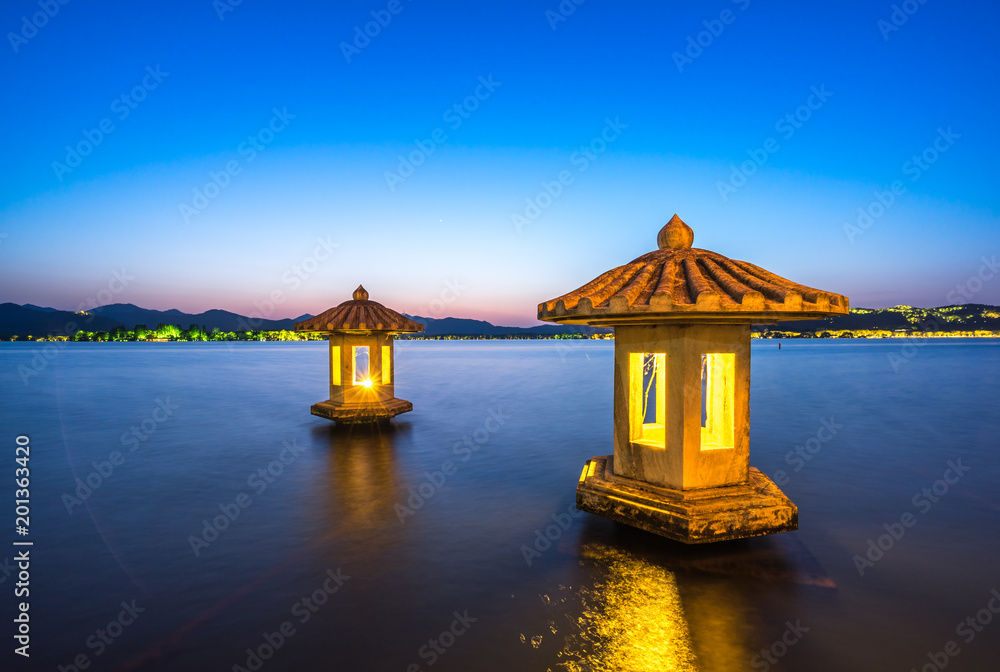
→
(1, 339, 998, 672)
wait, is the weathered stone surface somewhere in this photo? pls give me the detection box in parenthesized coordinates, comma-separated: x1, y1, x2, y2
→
(577, 455, 797, 544)
(538, 214, 849, 325)
(612, 323, 750, 490)
(311, 398, 413, 424)
(295, 285, 420, 424)
(537, 216, 843, 543)
(295, 284, 425, 333)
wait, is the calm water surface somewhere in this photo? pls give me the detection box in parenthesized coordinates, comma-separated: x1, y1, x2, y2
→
(1, 339, 998, 672)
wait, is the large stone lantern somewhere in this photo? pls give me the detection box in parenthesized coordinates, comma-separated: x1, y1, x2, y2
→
(538, 215, 849, 543)
(295, 285, 423, 424)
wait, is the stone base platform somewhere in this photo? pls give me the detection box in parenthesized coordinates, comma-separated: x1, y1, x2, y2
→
(577, 455, 797, 544)
(310, 398, 413, 424)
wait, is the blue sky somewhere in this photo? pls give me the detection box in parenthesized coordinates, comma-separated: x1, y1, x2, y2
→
(1, 0, 998, 325)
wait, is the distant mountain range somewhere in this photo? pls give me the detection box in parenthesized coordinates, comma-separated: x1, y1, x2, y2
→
(1, 302, 997, 339)
(0, 303, 124, 337)
(404, 315, 607, 338)
(88, 303, 312, 332)
(0, 303, 606, 339)
(0, 303, 304, 337)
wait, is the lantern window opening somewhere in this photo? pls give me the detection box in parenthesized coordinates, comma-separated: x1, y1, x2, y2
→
(381, 345, 391, 384)
(330, 345, 341, 386)
(353, 346, 371, 386)
(700, 353, 735, 450)
(629, 352, 666, 447)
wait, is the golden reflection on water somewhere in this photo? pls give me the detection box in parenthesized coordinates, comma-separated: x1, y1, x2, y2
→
(317, 424, 403, 532)
(676, 579, 749, 672)
(554, 544, 699, 672)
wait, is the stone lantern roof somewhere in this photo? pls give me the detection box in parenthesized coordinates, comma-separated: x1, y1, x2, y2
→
(294, 285, 425, 334)
(538, 215, 849, 326)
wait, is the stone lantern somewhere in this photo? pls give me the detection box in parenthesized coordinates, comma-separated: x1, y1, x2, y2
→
(538, 215, 849, 543)
(295, 285, 423, 424)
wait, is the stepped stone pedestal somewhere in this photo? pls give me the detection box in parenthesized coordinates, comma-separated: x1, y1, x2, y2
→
(310, 398, 413, 424)
(538, 215, 847, 543)
(295, 285, 424, 425)
(577, 455, 797, 543)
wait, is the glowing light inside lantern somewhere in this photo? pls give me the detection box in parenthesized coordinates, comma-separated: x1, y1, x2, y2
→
(629, 352, 665, 447)
(700, 353, 735, 450)
(353, 345, 370, 386)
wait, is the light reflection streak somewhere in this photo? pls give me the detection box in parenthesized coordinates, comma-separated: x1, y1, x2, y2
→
(552, 544, 699, 672)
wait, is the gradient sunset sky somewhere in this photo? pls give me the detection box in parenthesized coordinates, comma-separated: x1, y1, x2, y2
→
(1, 0, 998, 326)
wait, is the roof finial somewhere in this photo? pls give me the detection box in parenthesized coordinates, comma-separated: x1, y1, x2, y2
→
(353, 284, 369, 301)
(657, 214, 694, 250)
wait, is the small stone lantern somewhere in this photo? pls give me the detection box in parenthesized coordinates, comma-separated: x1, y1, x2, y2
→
(295, 285, 423, 424)
(538, 215, 849, 543)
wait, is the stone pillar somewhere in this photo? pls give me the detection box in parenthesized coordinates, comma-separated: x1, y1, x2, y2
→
(613, 323, 750, 490)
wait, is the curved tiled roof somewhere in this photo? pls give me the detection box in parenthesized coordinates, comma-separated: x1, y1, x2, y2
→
(295, 285, 424, 333)
(538, 215, 849, 325)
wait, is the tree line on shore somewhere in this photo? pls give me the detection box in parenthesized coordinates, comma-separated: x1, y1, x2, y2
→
(9, 324, 323, 342)
(6, 324, 612, 342)
(4, 324, 1000, 343)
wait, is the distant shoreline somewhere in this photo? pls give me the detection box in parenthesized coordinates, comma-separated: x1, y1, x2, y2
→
(5, 332, 1000, 343)
(4, 303, 999, 341)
